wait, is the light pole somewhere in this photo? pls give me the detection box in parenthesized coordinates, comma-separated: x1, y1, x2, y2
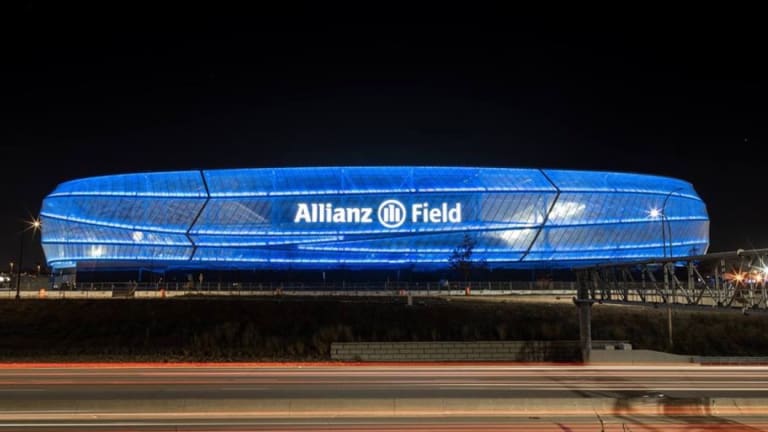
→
(660, 189, 679, 259)
(15, 218, 41, 300)
(650, 187, 683, 349)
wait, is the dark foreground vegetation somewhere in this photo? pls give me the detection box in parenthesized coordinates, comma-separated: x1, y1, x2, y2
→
(0, 296, 766, 361)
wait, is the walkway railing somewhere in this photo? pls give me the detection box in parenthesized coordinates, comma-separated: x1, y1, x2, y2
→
(63, 280, 577, 293)
(0, 280, 579, 299)
(575, 248, 768, 312)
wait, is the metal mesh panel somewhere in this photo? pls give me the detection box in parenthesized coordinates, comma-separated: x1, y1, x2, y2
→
(43, 244, 193, 263)
(544, 169, 699, 197)
(42, 196, 204, 232)
(41, 167, 710, 270)
(41, 217, 190, 245)
(48, 171, 206, 197)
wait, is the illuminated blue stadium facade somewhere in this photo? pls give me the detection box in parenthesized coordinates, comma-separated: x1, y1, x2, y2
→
(40, 167, 709, 271)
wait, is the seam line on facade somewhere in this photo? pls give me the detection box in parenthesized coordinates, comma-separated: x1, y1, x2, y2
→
(187, 216, 709, 238)
(187, 170, 211, 261)
(45, 189, 704, 201)
(39, 213, 190, 235)
(520, 169, 561, 261)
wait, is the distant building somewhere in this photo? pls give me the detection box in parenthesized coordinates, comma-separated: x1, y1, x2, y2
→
(40, 167, 709, 272)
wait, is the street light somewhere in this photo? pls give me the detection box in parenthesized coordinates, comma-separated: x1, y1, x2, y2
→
(649, 187, 683, 349)
(15, 217, 42, 300)
(649, 187, 684, 258)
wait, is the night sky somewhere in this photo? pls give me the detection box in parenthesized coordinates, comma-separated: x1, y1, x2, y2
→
(3, 5, 767, 271)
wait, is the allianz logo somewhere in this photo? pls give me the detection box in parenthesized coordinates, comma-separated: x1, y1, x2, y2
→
(294, 200, 462, 229)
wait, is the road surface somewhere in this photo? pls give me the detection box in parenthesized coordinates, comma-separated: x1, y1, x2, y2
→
(0, 363, 767, 431)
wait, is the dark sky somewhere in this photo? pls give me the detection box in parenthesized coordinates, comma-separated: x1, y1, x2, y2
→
(2, 5, 767, 270)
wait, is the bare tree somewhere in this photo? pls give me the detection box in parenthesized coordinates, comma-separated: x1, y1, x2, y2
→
(449, 234, 487, 288)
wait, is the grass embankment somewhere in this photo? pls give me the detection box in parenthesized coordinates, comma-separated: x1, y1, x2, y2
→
(0, 296, 765, 361)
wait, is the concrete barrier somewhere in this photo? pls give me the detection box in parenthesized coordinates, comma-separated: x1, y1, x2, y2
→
(591, 349, 695, 364)
(695, 356, 768, 365)
(1, 396, 766, 418)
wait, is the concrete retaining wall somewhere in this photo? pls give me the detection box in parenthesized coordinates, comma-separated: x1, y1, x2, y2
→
(331, 341, 582, 362)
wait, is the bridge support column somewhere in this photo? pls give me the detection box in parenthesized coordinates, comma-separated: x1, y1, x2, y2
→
(574, 272, 595, 363)
(574, 298, 595, 363)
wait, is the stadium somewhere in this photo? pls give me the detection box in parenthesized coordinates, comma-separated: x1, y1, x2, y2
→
(40, 167, 710, 273)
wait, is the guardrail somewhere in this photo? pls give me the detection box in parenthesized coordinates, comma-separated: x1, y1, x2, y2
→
(575, 249, 768, 312)
(41, 280, 578, 292)
(0, 281, 579, 300)
(0, 279, 583, 300)
(1, 288, 577, 300)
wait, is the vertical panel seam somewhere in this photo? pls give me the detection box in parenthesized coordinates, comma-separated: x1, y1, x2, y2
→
(187, 170, 210, 261)
(520, 169, 560, 261)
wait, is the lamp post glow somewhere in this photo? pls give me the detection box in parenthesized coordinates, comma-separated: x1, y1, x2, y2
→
(660, 187, 684, 258)
(15, 218, 42, 300)
(650, 188, 683, 349)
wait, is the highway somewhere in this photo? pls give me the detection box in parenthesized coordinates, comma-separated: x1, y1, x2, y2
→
(0, 364, 767, 431)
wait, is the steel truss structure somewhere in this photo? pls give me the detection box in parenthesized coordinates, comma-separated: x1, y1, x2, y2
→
(575, 249, 768, 312)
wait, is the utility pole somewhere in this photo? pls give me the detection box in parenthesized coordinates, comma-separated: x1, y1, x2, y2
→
(665, 261, 673, 348)
(658, 188, 682, 349)
(16, 218, 41, 300)
(574, 273, 594, 363)
(15, 234, 24, 300)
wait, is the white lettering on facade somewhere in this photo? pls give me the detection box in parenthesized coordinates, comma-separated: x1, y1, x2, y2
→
(411, 202, 462, 223)
(294, 201, 462, 228)
(294, 203, 374, 224)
